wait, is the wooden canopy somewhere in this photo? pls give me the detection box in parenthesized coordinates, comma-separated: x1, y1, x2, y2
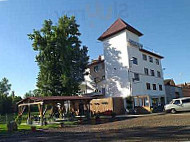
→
(17, 96, 94, 125)
(17, 96, 94, 107)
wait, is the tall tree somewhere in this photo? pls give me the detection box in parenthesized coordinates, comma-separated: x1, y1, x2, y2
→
(0, 77, 11, 96)
(28, 16, 89, 96)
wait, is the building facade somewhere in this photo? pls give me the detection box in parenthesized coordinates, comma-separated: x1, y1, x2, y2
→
(80, 55, 106, 96)
(98, 18, 166, 109)
(177, 83, 190, 97)
(164, 79, 183, 103)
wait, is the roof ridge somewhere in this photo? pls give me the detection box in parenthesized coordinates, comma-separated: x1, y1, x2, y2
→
(98, 18, 143, 41)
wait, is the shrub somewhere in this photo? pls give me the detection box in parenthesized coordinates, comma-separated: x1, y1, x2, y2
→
(15, 115, 22, 125)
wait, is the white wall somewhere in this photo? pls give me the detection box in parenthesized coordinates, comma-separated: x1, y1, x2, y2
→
(103, 30, 130, 98)
(126, 31, 165, 98)
(102, 29, 166, 100)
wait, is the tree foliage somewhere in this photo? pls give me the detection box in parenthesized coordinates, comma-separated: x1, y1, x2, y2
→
(28, 16, 89, 96)
(24, 89, 41, 98)
(0, 77, 11, 96)
(0, 78, 22, 115)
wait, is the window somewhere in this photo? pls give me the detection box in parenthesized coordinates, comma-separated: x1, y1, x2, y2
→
(102, 102, 108, 105)
(146, 83, 151, 90)
(182, 99, 190, 104)
(94, 78, 97, 82)
(150, 70, 155, 76)
(149, 56, 153, 63)
(102, 75, 105, 80)
(153, 84, 157, 90)
(159, 85, 163, 91)
(157, 71, 161, 78)
(156, 59, 159, 65)
(142, 54, 147, 61)
(144, 68, 149, 75)
(173, 100, 180, 105)
(94, 66, 99, 72)
(134, 73, 140, 81)
(132, 57, 138, 65)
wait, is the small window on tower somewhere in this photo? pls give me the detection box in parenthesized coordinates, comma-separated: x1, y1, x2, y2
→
(134, 73, 140, 81)
(132, 57, 138, 65)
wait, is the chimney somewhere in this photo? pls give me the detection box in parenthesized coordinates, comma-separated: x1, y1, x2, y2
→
(98, 55, 101, 61)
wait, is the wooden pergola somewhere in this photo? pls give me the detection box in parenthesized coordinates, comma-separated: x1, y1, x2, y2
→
(17, 96, 94, 125)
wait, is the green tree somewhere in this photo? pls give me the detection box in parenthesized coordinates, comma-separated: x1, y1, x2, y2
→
(28, 16, 89, 96)
(0, 77, 11, 96)
(0, 78, 22, 114)
(24, 90, 34, 98)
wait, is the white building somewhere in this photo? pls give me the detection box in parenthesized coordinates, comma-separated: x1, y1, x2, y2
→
(80, 56, 106, 97)
(97, 18, 166, 109)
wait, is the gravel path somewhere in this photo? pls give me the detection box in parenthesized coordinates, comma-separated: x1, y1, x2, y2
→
(1, 113, 190, 141)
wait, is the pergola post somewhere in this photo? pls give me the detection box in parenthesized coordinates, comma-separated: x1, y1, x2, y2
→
(38, 103, 44, 126)
(87, 101, 91, 118)
(27, 105, 32, 125)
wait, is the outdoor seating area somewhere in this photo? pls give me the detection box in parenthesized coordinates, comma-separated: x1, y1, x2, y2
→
(17, 96, 94, 125)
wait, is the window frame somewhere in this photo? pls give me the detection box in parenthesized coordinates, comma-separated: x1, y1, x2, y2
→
(142, 54, 147, 61)
(132, 57, 138, 65)
(156, 59, 160, 65)
(150, 69, 155, 76)
(134, 73, 140, 81)
(159, 85, 163, 91)
(153, 84, 157, 90)
(144, 68, 149, 75)
(149, 56, 153, 63)
(173, 100, 181, 105)
(157, 71, 161, 78)
(146, 83, 151, 90)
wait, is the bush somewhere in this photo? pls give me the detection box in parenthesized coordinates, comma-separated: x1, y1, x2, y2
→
(15, 115, 22, 125)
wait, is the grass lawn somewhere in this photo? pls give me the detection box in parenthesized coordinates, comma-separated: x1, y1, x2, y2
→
(0, 120, 78, 135)
(0, 123, 63, 134)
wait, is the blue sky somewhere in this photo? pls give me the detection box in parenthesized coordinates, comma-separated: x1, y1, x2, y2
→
(0, 0, 190, 97)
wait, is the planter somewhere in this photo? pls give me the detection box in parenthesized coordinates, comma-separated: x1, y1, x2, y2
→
(31, 126, 36, 132)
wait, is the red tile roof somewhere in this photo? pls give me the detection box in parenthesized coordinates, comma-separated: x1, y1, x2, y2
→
(98, 18, 143, 41)
(87, 60, 104, 67)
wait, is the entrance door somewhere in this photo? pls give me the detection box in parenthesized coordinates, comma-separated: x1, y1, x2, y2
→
(152, 98, 159, 107)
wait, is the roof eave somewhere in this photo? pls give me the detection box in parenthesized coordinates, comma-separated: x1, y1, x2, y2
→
(98, 27, 143, 41)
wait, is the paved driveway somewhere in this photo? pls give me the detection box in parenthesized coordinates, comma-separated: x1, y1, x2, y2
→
(1, 113, 190, 141)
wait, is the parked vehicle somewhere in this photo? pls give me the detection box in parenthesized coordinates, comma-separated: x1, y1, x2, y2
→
(164, 97, 190, 113)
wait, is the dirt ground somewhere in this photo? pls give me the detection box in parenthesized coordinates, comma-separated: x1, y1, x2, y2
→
(1, 113, 190, 142)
